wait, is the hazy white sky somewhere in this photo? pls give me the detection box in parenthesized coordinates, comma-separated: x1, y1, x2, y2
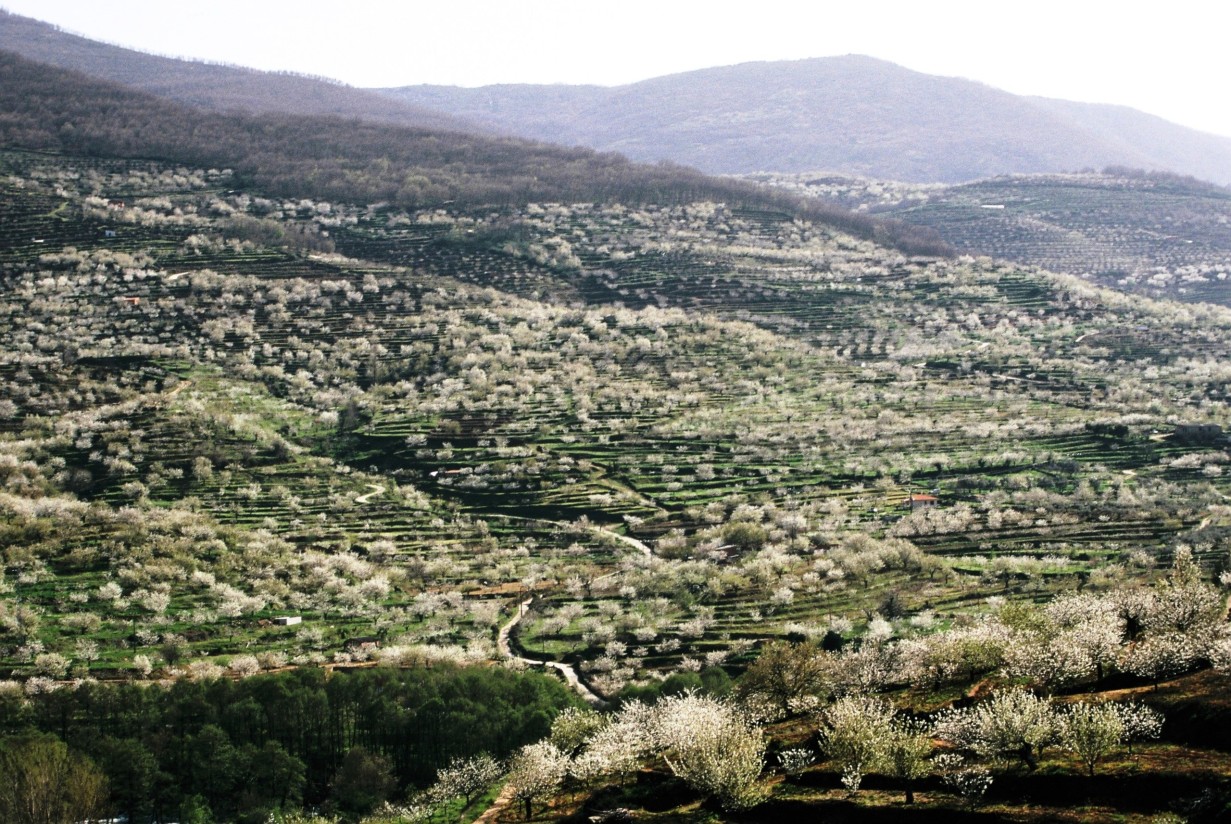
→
(5, 1, 1231, 137)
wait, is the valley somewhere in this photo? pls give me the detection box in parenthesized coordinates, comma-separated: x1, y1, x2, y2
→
(2, 147, 1230, 821)
(1, 12, 1231, 820)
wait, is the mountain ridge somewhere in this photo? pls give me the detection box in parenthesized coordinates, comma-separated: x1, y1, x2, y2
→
(8, 9, 1229, 188)
(381, 55, 1231, 185)
(0, 8, 482, 135)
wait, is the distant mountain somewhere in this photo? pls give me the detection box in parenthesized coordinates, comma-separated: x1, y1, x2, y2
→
(380, 56, 1231, 185)
(0, 9, 478, 134)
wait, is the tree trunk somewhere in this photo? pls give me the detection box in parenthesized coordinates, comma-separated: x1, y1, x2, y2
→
(1018, 743, 1038, 771)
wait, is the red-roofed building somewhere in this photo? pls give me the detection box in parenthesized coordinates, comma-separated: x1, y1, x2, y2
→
(905, 493, 939, 511)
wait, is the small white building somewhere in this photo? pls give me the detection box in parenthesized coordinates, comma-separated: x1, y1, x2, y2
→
(274, 616, 302, 626)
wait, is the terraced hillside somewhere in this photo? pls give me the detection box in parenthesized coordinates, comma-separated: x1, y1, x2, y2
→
(2, 149, 1231, 700)
(755, 170, 1231, 307)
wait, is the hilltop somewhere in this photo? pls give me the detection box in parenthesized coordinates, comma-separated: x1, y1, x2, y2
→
(7, 10, 1229, 188)
(0, 47, 951, 255)
(381, 56, 1231, 185)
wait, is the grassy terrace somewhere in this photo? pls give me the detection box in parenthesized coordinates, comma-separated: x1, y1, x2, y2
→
(1, 150, 1230, 693)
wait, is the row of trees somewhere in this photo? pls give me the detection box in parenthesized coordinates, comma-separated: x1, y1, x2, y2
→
(733, 548, 1230, 717)
(0, 654, 1179, 822)
(497, 696, 766, 816)
(489, 687, 1165, 817)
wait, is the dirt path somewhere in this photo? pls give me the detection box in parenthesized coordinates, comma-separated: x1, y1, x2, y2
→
(354, 483, 385, 504)
(488, 513, 652, 559)
(478, 603, 604, 823)
(473, 781, 516, 823)
(498, 598, 607, 707)
(163, 379, 192, 398)
(481, 515, 643, 706)
(594, 525, 652, 558)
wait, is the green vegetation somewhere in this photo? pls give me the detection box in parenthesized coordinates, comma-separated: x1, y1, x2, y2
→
(0, 665, 574, 822)
(1, 143, 1230, 820)
(3, 146, 1231, 679)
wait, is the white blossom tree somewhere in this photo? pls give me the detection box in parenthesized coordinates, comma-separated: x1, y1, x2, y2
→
(506, 741, 569, 821)
(651, 693, 767, 810)
(1059, 701, 1124, 776)
(432, 753, 503, 808)
(550, 707, 608, 756)
(1113, 701, 1164, 755)
(883, 717, 933, 804)
(816, 695, 894, 792)
(934, 689, 1056, 771)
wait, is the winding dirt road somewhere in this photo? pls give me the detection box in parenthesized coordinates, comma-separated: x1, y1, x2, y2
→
(498, 598, 608, 707)
(354, 483, 385, 504)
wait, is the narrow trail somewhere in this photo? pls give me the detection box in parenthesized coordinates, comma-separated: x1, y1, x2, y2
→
(480, 514, 645, 706)
(163, 379, 192, 398)
(478, 609, 606, 824)
(498, 598, 608, 708)
(473, 781, 516, 824)
(354, 483, 385, 504)
(594, 525, 652, 558)
(487, 513, 653, 559)
(489, 514, 652, 590)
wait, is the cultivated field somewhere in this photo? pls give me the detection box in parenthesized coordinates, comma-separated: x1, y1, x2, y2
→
(3, 150, 1231, 820)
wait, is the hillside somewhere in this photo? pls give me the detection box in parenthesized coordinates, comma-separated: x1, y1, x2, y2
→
(0, 9, 479, 134)
(4, 145, 1231, 820)
(0, 48, 952, 255)
(381, 56, 1231, 185)
(4, 29, 1231, 820)
(755, 169, 1231, 306)
(3, 144, 1230, 673)
(4, 120, 1231, 816)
